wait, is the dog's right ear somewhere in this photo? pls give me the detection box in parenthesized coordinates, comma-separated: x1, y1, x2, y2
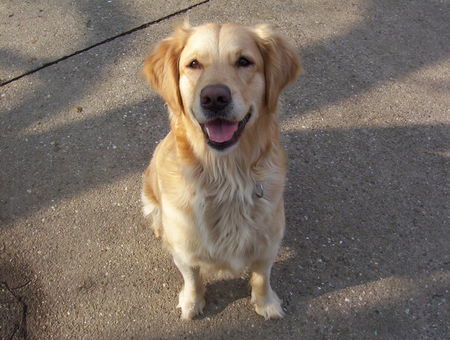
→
(143, 23, 191, 114)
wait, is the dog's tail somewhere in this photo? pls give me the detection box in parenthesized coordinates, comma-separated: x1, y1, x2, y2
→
(141, 187, 162, 238)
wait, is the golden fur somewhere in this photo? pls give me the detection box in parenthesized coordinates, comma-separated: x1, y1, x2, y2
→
(142, 22, 301, 320)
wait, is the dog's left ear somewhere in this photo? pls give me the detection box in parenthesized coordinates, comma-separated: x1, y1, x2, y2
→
(253, 25, 302, 113)
(143, 22, 191, 114)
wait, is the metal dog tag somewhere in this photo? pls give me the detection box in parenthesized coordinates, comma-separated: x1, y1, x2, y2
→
(255, 183, 264, 198)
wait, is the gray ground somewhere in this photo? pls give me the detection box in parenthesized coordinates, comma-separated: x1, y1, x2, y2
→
(0, 0, 449, 339)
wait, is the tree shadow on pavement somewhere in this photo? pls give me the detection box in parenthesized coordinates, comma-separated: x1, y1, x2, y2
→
(0, 98, 165, 224)
(0, 0, 137, 131)
(284, 0, 450, 116)
(276, 124, 448, 337)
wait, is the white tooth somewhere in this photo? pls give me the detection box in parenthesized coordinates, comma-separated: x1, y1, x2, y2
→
(205, 126, 211, 137)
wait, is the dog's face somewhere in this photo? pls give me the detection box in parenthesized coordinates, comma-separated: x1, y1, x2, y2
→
(144, 23, 300, 152)
(178, 24, 264, 151)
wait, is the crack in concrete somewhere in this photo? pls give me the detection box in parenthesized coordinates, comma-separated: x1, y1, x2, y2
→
(1, 281, 28, 340)
(10, 281, 32, 291)
(0, 0, 210, 87)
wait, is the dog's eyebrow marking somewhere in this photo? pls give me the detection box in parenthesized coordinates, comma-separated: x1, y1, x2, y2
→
(216, 24, 224, 56)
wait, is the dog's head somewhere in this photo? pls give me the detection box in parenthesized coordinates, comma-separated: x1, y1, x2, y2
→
(144, 22, 301, 153)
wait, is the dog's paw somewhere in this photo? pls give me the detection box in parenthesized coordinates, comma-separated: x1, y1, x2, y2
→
(252, 289, 285, 320)
(176, 287, 205, 320)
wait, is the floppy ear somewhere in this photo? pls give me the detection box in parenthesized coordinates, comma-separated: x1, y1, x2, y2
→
(253, 25, 302, 113)
(143, 23, 191, 114)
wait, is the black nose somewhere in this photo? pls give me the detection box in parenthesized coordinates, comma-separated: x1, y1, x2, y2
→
(200, 85, 231, 112)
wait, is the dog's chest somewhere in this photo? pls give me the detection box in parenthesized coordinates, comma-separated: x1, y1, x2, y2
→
(193, 177, 270, 266)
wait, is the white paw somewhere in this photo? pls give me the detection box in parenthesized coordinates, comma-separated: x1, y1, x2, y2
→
(176, 286, 205, 320)
(252, 289, 285, 320)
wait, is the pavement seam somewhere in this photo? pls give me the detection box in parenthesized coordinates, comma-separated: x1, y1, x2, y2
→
(0, 0, 210, 87)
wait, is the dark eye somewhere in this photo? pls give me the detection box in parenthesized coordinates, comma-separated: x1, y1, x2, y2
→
(236, 57, 253, 67)
(187, 59, 202, 69)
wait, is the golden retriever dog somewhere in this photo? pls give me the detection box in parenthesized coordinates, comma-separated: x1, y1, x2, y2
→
(141, 22, 301, 320)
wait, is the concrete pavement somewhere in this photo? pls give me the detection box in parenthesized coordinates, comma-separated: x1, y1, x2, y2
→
(0, 0, 204, 84)
(1, 0, 449, 338)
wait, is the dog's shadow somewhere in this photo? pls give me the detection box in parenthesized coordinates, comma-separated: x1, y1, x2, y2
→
(200, 278, 250, 318)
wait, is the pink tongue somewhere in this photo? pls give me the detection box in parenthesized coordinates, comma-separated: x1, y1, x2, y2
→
(204, 119, 238, 143)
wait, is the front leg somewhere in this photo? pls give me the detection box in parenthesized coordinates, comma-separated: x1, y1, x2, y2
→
(250, 260, 285, 319)
(173, 256, 205, 320)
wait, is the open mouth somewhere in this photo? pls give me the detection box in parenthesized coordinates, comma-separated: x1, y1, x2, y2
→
(200, 109, 252, 151)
